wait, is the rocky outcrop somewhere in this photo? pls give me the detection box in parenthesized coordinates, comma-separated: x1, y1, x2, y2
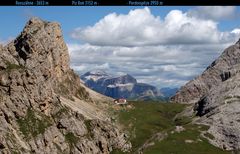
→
(81, 70, 162, 100)
(0, 17, 131, 153)
(171, 40, 240, 104)
(194, 68, 240, 150)
(171, 39, 240, 150)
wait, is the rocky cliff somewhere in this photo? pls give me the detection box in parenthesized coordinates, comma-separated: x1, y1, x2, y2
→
(0, 17, 131, 154)
(171, 39, 240, 150)
(81, 70, 162, 100)
(171, 40, 240, 104)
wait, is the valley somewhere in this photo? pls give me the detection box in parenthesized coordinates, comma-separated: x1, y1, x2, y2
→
(111, 101, 230, 154)
(1, 13, 240, 154)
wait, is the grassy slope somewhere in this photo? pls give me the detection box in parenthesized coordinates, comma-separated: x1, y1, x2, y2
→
(111, 101, 230, 154)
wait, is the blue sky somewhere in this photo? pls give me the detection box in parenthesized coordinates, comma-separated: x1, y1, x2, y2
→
(1, 6, 239, 42)
(0, 7, 189, 41)
(1, 6, 240, 88)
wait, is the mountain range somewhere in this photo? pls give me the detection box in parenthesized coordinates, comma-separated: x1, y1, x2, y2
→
(80, 70, 163, 100)
(160, 87, 178, 99)
(1, 16, 240, 153)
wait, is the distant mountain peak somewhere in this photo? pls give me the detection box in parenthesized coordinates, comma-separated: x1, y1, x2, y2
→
(81, 71, 163, 100)
(115, 74, 137, 84)
(81, 70, 111, 82)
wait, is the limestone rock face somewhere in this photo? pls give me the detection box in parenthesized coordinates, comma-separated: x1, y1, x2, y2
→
(171, 39, 240, 150)
(0, 17, 131, 154)
(171, 41, 240, 104)
(194, 69, 240, 150)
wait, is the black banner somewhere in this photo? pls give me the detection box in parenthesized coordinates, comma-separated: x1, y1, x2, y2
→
(1, 0, 239, 6)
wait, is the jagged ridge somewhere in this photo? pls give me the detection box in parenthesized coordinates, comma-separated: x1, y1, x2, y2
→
(0, 17, 131, 153)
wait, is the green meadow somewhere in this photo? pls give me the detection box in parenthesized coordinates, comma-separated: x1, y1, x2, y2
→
(111, 101, 230, 154)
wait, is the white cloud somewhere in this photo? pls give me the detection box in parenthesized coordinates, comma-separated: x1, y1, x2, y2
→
(71, 65, 87, 71)
(187, 6, 236, 21)
(68, 7, 240, 88)
(161, 65, 177, 71)
(95, 63, 110, 70)
(231, 28, 240, 34)
(68, 42, 233, 88)
(71, 7, 238, 47)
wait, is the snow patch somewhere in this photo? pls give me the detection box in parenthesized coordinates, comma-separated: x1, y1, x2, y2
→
(107, 83, 134, 88)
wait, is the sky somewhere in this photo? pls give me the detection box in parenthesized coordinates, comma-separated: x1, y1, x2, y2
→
(1, 6, 240, 88)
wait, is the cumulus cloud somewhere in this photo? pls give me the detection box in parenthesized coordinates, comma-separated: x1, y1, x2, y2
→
(231, 28, 240, 34)
(187, 6, 236, 21)
(71, 7, 238, 47)
(68, 42, 232, 88)
(68, 7, 240, 88)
